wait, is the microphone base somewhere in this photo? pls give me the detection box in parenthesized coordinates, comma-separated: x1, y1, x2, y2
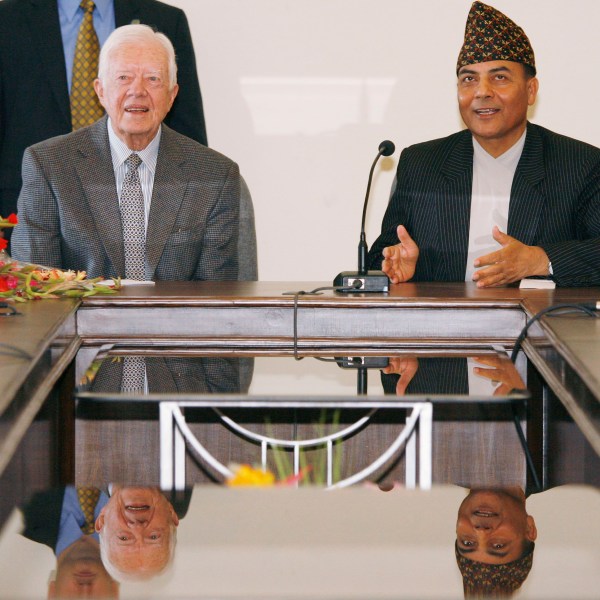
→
(335, 356, 390, 369)
(333, 270, 389, 293)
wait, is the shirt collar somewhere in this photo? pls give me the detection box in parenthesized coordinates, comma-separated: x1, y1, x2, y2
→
(106, 118, 161, 175)
(472, 129, 527, 166)
(58, 0, 113, 23)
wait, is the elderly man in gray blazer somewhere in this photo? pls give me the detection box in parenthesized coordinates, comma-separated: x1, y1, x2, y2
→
(12, 24, 256, 282)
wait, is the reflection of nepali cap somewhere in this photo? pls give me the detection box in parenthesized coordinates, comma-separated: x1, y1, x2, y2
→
(455, 542, 534, 598)
(457, 2, 536, 75)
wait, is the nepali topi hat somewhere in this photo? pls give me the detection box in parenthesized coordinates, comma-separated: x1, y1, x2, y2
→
(455, 542, 535, 598)
(457, 2, 536, 75)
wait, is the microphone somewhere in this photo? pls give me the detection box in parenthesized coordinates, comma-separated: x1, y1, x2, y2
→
(333, 140, 395, 293)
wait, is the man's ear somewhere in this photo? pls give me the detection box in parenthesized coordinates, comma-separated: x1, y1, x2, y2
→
(94, 78, 105, 107)
(170, 504, 179, 527)
(95, 508, 105, 532)
(526, 76, 539, 106)
(526, 515, 537, 541)
(167, 83, 179, 112)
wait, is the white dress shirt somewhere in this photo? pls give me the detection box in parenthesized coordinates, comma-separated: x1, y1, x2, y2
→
(465, 131, 526, 282)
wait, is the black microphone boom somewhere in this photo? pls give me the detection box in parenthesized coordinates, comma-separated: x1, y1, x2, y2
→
(333, 140, 395, 293)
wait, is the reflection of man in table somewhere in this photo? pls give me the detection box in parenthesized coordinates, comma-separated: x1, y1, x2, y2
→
(455, 487, 536, 597)
(95, 486, 179, 582)
(379, 357, 528, 488)
(49, 535, 119, 598)
(78, 356, 250, 486)
(381, 355, 525, 396)
(89, 356, 243, 395)
(21, 486, 119, 598)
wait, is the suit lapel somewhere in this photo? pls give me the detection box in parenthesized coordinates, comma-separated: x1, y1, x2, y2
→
(73, 118, 126, 277)
(507, 124, 546, 245)
(436, 131, 474, 280)
(146, 127, 189, 279)
(27, 0, 71, 127)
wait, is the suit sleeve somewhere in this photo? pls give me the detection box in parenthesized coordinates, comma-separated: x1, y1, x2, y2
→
(540, 158, 600, 287)
(163, 11, 208, 147)
(193, 162, 240, 281)
(21, 488, 65, 550)
(11, 147, 64, 268)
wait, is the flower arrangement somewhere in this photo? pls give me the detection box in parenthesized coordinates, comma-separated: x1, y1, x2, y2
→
(226, 463, 311, 487)
(226, 464, 277, 487)
(0, 261, 121, 301)
(0, 213, 120, 301)
(0, 212, 17, 250)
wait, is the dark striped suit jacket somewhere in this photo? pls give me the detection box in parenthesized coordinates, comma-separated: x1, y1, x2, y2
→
(368, 123, 600, 287)
(12, 117, 239, 281)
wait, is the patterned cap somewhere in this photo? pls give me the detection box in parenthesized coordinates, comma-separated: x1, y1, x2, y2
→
(455, 542, 534, 598)
(457, 2, 536, 75)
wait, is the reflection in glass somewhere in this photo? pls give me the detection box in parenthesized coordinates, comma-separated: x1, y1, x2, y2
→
(21, 485, 187, 595)
(455, 488, 536, 598)
(74, 353, 535, 490)
(5, 482, 599, 598)
(49, 536, 118, 599)
(381, 355, 526, 397)
(96, 486, 182, 582)
(21, 486, 117, 598)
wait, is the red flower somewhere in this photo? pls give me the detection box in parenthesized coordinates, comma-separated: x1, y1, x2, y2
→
(0, 238, 7, 251)
(7, 213, 17, 224)
(0, 275, 16, 291)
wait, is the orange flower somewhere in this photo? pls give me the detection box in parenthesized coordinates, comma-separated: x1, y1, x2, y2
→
(226, 464, 276, 487)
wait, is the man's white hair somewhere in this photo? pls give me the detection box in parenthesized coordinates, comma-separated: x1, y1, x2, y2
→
(97, 24, 178, 90)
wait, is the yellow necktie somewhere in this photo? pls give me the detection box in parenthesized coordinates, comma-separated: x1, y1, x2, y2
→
(70, 0, 104, 130)
(77, 486, 100, 535)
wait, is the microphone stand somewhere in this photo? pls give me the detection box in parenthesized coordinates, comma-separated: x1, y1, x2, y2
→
(333, 141, 394, 293)
(335, 356, 389, 395)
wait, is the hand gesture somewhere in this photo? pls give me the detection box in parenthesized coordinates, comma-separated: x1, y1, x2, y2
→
(381, 225, 419, 283)
(472, 226, 549, 287)
(382, 356, 419, 395)
(472, 355, 526, 396)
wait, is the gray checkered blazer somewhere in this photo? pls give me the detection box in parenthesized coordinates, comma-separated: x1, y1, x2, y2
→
(13, 116, 256, 281)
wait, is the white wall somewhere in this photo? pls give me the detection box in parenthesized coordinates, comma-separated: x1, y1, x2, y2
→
(167, 0, 600, 282)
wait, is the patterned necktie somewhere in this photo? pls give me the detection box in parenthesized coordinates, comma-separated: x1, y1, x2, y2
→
(77, 486, 100, 535)
(121, 356, 146, 394)
(120, 154, 146, 280)
(70, 0, 104, 130)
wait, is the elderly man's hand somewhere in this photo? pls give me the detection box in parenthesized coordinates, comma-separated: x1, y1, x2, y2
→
(472, 226, 550, 288)
(381, 225, 419, 283)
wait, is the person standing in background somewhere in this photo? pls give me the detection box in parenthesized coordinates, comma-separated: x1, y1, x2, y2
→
(0, 0, 208, 241)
